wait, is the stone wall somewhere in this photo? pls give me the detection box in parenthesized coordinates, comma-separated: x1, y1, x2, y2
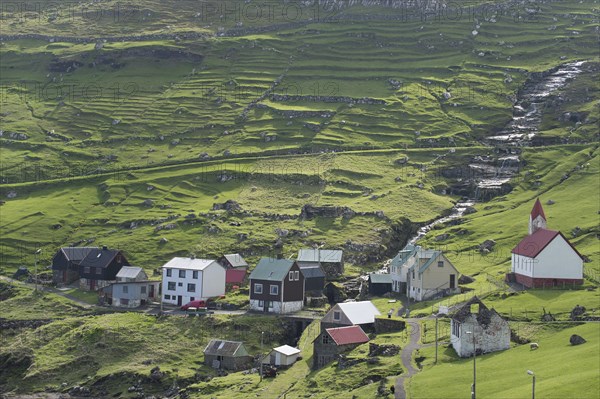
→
(374, 318, 406, 334)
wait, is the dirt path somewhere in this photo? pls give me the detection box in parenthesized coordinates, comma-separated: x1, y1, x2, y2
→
(394, 318, 421, 399)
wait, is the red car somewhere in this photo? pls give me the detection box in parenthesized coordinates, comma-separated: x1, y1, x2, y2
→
(181, 300, 207, 310)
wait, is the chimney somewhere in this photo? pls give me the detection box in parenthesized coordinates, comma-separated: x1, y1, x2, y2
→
(102, 245, 108, 251)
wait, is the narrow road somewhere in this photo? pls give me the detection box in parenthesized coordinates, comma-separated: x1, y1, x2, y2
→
(395, 319, 421, 399)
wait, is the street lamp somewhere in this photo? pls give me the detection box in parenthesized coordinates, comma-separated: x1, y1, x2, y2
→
(466, 330, 476, 399)
(259, 331, 264, 382)
(34, 248, 41, 291)
(527, 370, 535, 399)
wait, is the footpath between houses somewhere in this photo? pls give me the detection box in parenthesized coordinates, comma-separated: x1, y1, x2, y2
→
(394, 319, 422, 399)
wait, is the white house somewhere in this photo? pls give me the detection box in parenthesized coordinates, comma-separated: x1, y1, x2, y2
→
(450, 297, 510, 358)
(262, 345, 301, 366)
(161, 257, 226, 306)
(320, 300, 381, 329)
(390, 244, 417, 294)
(510, 198, 584, 288)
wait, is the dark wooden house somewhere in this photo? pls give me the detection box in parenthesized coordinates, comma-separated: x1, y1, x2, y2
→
(313, 325, 369, 370)
(51, 247, 97, 285)
(248, 258, 305, 314)
(298, 262, 326, 294)
(78, 246, 129, 291)
(203, 339, 253, 371)
(368, 273, 393, 296)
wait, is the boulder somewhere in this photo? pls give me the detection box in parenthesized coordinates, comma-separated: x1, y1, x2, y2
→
(142, 199, 154, 207)
(570, 305, 586, 320)
(569, 334, 586, 345)
(479, 239, 496, 253)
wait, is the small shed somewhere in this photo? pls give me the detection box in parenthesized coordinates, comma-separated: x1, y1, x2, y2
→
(203, 339, 253, 371)
(368, 273, 393, 296)
(298, 262, 326, 293)
(263, 345, 301, 367)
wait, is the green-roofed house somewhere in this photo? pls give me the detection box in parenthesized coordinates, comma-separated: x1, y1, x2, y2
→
(368, 273, 393, 296)
(249, 258, 305, 314)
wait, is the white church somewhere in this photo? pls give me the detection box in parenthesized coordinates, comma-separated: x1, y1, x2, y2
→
(509, 198, 584, 288)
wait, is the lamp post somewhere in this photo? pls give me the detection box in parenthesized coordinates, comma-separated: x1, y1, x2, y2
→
(34, 248, 41, 291)
(527, 370, 535, 399)
(466, 330, 476, 399)
(259, 331, 264, 382)
(434, 312, 439, 364)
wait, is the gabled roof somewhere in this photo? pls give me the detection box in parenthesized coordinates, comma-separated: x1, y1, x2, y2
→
(223, 254, 248, 268)
(451, 296, 505, 327)
(79, 248, 123, 268)
(368, 273, 393, 284)
(390, 244, 417, 268)
(326, 325, 370, 346)
(530, 198, 546, 220)
(297, 249, 343, 263)
(273, 345, 301, 356)
(162, 257, 220, 271)
(299, 266, 326, 279)
(203, 339, 247, 357)
(335, 301, 381, 325)
(512, 228, 583, 259)
(249, 258, 295, 281)
(60, 247, 97, 262)
(116, 266, 144, 279)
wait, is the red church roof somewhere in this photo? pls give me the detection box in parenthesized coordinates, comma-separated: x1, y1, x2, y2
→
(326, 325, 370, 346)
(530, 198, 546, 220)
(512, 228, 583, 259)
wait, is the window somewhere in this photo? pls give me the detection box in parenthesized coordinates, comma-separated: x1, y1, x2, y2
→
(452, 321, 460, 338)
(164, 294, 170, 300)
(270, 285, 279, 295)
(190, 297, 195, 301)
(269, 301, 274, 308)
(322, 334, 330, 344)
(179, 270, 186, 278)
(122, 285, 128, 294)
(333, 311, 341, 321)
(167, 282, 176, 291)
(166, 269, 172, 277)
(412, 270, 415, 279)
(258, 300, 264, 307)
(294, 271, 300, 281)
(84, 266, 90, 274)
(178, 282, 183, 287)
(117, 255, 122, 263)
(289, 271, 294, 281)
(438, 261, 444, 267)
(254, 283, 263, 294)
(95, 267, 102, 275)
(141, 286, 146, 294)
(187, 283, 196, 292)
(193, 271, 198, 279)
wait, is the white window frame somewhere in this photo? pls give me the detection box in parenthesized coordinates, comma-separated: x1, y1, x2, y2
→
(270, 285, 279, 295)
(258, 300, 264, 307)
(294, 271, 300, 280)
(254, 283, 263, 294)
(187, 283, 196, 292)
(167, 282, 176, 291)
(333, 311, 341, 321)
(289, 271, 294, 281)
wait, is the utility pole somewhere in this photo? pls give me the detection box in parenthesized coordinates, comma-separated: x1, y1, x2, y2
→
(260, 331, 264, 382)
(434, 313, 438, 364)
(34, 248, 41, 291)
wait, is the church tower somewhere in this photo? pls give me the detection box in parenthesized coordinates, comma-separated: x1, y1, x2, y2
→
(528, 198, 547, 235)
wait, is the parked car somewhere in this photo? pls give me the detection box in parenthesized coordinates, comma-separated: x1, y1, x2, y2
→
(181, 299, 207, 310)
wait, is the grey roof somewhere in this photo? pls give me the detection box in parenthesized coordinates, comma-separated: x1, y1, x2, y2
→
(249, 258, 295, 281)
(368, 273, 393, 284)
(390, 244, 417, 268)
(203, 339, 246, 357)
(299, 266, 325, 279)
(116, 266, 145, 279)
(297, 249, 343, 263)
(79, 248, 122, 268)
(61, 247, 97, 262)
(223, 254, 248, 268)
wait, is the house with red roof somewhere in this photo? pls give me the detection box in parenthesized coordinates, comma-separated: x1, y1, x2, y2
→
(312, 325, 370, 370)
(509, 198, 584, 288)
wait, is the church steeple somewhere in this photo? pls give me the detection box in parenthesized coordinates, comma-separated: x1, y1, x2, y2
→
(529, 198, 547, 235)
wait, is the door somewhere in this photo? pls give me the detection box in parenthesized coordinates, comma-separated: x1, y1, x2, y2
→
(63, 270, 67, 283)
(177, 295, 183, 306)
(90, 279, 96, 291)
(264, 300, 269, 312)
(449, 274, 456, 289)
(149, 284, 155, 298)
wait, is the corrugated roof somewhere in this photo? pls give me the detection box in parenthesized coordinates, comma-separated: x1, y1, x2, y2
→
(512, 228, 583, 259)
(531, 198, 546, 220)
(249, 258, 295, 281)
(116, 266, 144, 279)
(297, 249, 343, 263)
(61, 247, 97, 262)
(203, 339, 246, 357)
(368, 273, 393, 284)
(223, 254, 248, 268)
(390, 244, 417, 268)
(273, 345, 300, 356)
(336, 301, 381, 325)
(162, 257, 219, 271)
(299, 266, 325, 279)
(326, 325, 369, 346)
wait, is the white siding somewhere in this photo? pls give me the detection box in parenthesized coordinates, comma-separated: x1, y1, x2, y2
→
(162, 268, 202, 305)
(201, 262, 226, 298)
(511, 253, 536, 277)
(533, 236, 583, 279)
(248, 299, 302, 314)
(453, 315, 510, 358)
